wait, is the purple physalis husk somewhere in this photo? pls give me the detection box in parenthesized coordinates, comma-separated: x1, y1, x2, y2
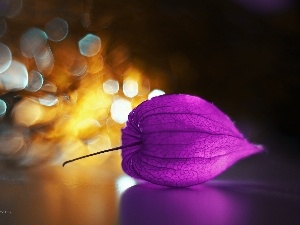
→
(121, 94, 263, 187)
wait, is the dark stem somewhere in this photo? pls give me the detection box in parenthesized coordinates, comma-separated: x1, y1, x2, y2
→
(62, 141, 141, 167)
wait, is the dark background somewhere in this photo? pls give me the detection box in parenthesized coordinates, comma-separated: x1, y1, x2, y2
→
(88, 0, 300, 157)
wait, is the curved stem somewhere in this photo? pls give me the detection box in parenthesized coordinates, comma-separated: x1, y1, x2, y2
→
(62, 141, 141, 167)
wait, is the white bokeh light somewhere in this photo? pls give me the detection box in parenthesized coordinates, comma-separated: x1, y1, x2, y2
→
(148, 89, 165, 99)
(110, 98, 132, 124)
(116, 175, 137, 195)
(0, 99, 7, 117)
(123, 79, 138, 98)
(0, 60, 28, 91)
(25, 70, 44, 92)
(38, 94, 58, 106)
(0, 42, 12, 73)
(103, 79, 119, 94)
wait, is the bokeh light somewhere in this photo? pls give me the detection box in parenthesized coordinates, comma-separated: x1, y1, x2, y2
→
(67, 54, 87, 76)
(78, 34, 101, 57)
(34, 45, 54, 74)
(0, 99, 7, 117)
(45, 17, 68, 42)
(75, 118, 101, 143)
(0, 0, 23, 18)
(38, 94, 58, 106)
(116, 175, 137, 195)
(41, 82, 57, 93)
(13, 97, 57, 126)
(148, 89, 165, 99)
(123, 79, 138, 98)
(0, 3, 166, 168)
(0, 60, 28, 91)
(0, 129, 25, 155)
(25, 70, 44, 92)
(103, 79, 119, 95)
(13, 98, 43, 126)
(0, 42, 12, 73)
(20, 28, 48, 58)
(110, 98, 132, 124)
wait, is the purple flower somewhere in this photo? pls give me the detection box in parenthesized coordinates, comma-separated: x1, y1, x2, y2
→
(121, 94, 263, 187)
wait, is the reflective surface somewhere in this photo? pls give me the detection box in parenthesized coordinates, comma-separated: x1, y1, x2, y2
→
(1, 154, 300, 225)
(121, 182, 300, 225)
(0, 165, 120, 225)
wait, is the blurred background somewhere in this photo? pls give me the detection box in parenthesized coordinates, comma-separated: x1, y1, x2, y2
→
(0, 0, 300, 224)
(1, 0, 300, 167)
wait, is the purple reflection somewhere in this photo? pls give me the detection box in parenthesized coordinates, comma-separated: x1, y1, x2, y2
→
(120, 180, 300, 225)
(120, 183, 245, 225)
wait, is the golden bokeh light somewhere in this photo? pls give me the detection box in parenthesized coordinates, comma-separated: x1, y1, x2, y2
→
(4, 38, 160, 170)
(0, 6, 166, 174)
